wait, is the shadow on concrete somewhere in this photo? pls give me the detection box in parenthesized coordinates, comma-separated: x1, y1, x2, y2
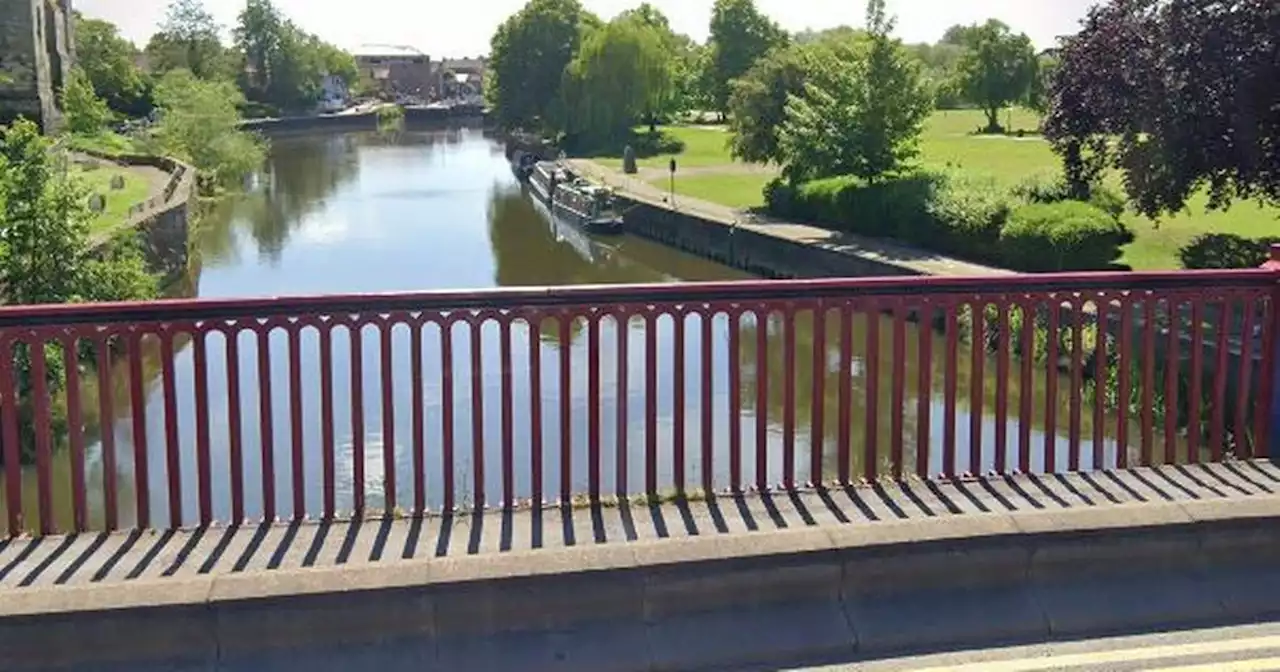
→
(2, 461, 1278, 592)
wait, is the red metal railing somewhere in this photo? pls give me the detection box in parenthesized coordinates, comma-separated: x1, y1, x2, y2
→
(1, 269, 1277, 537)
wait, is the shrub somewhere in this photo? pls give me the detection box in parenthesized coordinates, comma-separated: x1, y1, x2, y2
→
(1178, 233, 1280, 269)
(999, 201, 1131, 271)
(1011, 171, 1126, 221)
(789, 172, 941, 240)
(928, 172, 1012, 262)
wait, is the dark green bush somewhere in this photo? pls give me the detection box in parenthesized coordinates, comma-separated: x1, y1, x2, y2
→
(1011, 172, 1126, 221)
(999, 201, 1131, 271)
(1178, 233, 1280, 269)
(927, 173, 1012, 262)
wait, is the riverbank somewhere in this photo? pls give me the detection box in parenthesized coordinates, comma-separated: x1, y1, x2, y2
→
(240, 105, 489, 136)
(568, 159, 1011, 279)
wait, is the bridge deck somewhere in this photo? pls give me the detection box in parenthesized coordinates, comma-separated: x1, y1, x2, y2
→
(2, 461, 1278, 592)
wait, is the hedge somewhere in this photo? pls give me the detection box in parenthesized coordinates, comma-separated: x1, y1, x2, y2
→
(1178, 233, 1280, 270)
(999, 201, 1132, 272)
(766, 170, 1132, 272)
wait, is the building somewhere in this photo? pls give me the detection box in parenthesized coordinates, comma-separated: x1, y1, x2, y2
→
(0, 0, 75, 131)
(437, 56, 487, 100)
(353, 44, 433, 100)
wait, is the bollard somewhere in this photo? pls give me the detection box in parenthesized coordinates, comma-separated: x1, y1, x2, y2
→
(1265, 244, 1280, 458)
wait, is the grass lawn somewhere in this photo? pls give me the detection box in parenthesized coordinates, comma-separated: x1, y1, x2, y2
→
(66, 131, 137, 158)
(620, 109, 1280, 270)
(71, 164, 151, 235)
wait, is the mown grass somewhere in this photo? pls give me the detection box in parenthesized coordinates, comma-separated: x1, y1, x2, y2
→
(71, 163, 151, 235)
(623, 109, 1280, 270)
(66, 131, 137, 158)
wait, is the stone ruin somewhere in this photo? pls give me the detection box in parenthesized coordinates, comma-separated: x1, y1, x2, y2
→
(0, 0, 75, 132)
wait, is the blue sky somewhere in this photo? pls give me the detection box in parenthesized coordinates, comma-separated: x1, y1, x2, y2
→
(77, 0, 1094, 58)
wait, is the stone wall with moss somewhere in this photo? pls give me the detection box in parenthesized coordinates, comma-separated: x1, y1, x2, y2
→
(0, 0, 73, 131)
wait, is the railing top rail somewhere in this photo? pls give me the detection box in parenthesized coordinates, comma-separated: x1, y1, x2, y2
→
(0, 269, 1275, 329)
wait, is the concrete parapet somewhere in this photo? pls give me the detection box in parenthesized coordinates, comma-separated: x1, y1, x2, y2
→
(5, 494, 1280, 670)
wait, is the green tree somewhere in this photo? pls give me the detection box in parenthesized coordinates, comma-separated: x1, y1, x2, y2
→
(706, 0, 787, 117)
(72, 13, 150, 117)
(62, 67, 112, 135)
(777, 0, 930, 183)
(728, 38, 859, 164)
(616, 4, 696, 123)
(487, 0, 596, 133)
(955, 20, 1038, 133)
(149, 70, 266, 190)
(145, 0, 233, 81)
(560, 15, 673, 145)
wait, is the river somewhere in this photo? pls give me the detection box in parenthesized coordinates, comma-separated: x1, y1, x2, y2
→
(2, 128, 1132, 532)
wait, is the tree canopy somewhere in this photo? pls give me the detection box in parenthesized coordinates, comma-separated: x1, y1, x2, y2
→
(234, 0, 358, 114)
(705, 0, 787, 115)
(559, 14, 673, 145)
(954, 20, 1038, 132)
(777, 0, 930, 182)
(145, 0, 234, 81)
(487, 0, 597, 133)
(72, 13, 150, 117)
(1044, 0, 1279, 217)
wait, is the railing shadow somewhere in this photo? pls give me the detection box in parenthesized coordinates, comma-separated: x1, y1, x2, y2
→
(3, 462, 1279, 591)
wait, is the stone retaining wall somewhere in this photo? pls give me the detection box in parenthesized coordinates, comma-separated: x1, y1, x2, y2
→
(80, 151, 195, 283)
(239, 111, 381, 135)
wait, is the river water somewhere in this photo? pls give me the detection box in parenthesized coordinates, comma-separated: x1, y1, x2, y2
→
(2, 128, 1127, 531)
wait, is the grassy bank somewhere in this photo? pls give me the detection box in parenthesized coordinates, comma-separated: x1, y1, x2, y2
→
(71, 163, 151, 235)
(594, 110, 1280, 270)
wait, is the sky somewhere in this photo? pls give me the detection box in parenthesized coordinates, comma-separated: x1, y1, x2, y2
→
(76, 0, 1095, 58)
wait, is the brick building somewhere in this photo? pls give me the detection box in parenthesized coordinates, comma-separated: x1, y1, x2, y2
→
(354, 44, 434, 100)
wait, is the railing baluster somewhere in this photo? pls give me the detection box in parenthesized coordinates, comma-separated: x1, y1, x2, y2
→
(587, 313, 601, 502)
(754, 306, 768, 491)
(616, 311, 630, 499)
(320, 324, 335, 519)
(1018, 300, 1035, 473)
(1187, 300, 1205, 464)
(160, 329, 182, 527)
(94, 336, 119, 532)
(994, 300, 1011, 475)
(411, 320, 425, 514)
(62, 335, 86, 532)
(128, 330, 150, 529)
(969, 299, 986, 477)
(811, 302, 827, 485)
(1140, 298, 1157, 465)
(837, 301, 853, 485)
(192, 330, 212, 527)
(701, 308, 714, 495)
(1, 337, 20, 537)
(439, 319, 453, 512)
(558, 312, 572, 504)
(943, 303, 959, 479)
(528, 314, 544, 506)
(1092, 294, 1108, 470)
(382, 319, 398, 513)
(1044, 300, 1060, 473)
(30, 337, 54, 535)
(1236, 298, 1257, 457)
(1069, 295, 1084, 472)
(782, 304, 796, 489)
(916, 300, 933, 478)
(290, 324, 306, 520)
(1209, 295, 1231, 462)
(1257, 291, 1278, 457)
(646, 311, 659, 496)
(1164, 298, 1181, 464)
(257, 327, 275, 523)
(1117, 296, 1134, 470)
(890, 301, 907, 480)
(226, 328, 244, 525)
(351, 321, 366, 517)
(673, 309, 686, 494)
(469, 318, 484, 509)
(499, 318, 513, 509)
(864, 299, 880, 482)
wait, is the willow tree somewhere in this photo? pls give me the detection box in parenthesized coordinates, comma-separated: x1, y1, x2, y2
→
(560, 15, 673, 147)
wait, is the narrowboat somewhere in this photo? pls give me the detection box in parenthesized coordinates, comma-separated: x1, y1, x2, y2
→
(526, 161, 624, 235)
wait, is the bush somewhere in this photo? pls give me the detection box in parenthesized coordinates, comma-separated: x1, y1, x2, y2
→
(999, 201, 1131, 271)
(1178, 233, 1280, 269)
(928, 173, 1012, 262)
(1011, 172, 1126, 221)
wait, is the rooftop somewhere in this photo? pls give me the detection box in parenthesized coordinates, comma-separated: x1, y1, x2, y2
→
(352, 44, 426, 58)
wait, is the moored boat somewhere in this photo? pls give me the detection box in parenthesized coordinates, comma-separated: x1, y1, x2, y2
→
(526, 161, 624, 235)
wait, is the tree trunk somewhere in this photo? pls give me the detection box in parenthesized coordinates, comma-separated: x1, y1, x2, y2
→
(983, 106, 1002, 134)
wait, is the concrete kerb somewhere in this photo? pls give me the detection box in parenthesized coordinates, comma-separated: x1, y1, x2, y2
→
(5, 496, 1280, 669)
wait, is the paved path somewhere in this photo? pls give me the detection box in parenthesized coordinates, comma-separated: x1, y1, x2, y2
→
(771, 621, 1280, 671)
(567, 159, 1012, 278)
(2, 461, 1277, 592)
